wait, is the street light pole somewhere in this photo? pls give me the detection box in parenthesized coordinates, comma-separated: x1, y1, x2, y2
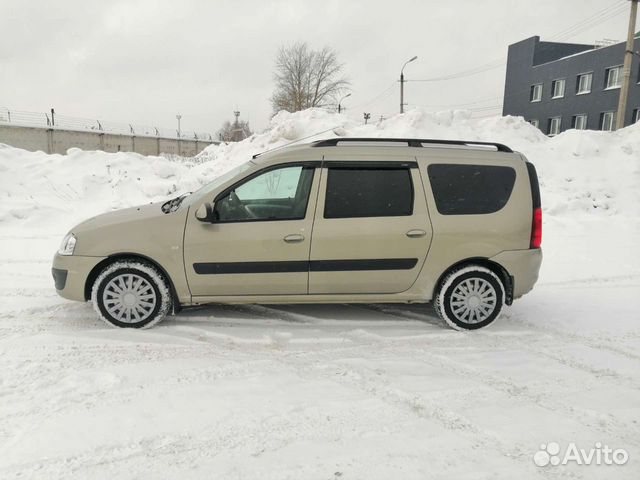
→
(615, 0, 638, 130)
(338, 93, 352, 113)
(400, 56, 418, 114)
(176, 114, 182, 137)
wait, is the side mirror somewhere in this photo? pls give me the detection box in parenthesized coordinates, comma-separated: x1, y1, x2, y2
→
(195, 202, 215, 223)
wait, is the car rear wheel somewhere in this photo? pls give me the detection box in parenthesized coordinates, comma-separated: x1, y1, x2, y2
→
(434, 266, 505, 330)
(91, 260, 172, 328)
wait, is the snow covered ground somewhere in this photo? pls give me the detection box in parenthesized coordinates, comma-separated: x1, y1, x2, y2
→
(1, 109, 639, 479)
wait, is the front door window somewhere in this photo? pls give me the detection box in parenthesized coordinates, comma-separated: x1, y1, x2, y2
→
(214, 165, 315, 222)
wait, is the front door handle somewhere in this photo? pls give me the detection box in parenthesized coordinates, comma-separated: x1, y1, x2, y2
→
(284, 234, 305, 243)
(406, 229, 426, 238)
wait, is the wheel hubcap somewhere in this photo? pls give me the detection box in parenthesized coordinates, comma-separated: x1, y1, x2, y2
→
(450, 277, 497, 324)
(102, 273, 157, 323)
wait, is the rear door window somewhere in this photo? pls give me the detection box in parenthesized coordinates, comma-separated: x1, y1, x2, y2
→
(324, 166, 413, 218)
(427, 164, 516, 215)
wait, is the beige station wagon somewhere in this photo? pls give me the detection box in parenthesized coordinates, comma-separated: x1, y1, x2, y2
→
(52, 138, 542, 330)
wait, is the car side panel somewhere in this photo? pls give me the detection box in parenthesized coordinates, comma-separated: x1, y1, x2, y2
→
(183, 180, 319, 296)
(490, 248, 543, 298)
(409, 151, 534, 300)
(308, 156, 432, 294)
(72, 205, 192, 304)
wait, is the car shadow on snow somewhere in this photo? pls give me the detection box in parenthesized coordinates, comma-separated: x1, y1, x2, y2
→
(173, 302, 444, 328)
(53, 301, 455, 335)
(152, 303, 449, 344)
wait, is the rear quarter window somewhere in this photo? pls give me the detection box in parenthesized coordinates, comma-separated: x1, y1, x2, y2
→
(427, 164, 516, 215)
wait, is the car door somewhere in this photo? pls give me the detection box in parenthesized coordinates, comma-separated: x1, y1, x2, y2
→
(184, 162, 319, 296)
(309, 158, 432, 294)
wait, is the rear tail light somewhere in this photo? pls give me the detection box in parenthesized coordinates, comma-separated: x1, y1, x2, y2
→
(530, 207, 542, 248)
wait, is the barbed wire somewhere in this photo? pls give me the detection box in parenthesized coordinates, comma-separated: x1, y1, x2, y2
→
(0, 107, 215, 141)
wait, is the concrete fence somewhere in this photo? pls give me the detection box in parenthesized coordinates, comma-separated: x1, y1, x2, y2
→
(0, 123, 217, 156)
(0, 108, 219, 156)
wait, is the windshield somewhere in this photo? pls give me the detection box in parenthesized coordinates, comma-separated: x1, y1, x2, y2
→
(185, 162, 253, 206)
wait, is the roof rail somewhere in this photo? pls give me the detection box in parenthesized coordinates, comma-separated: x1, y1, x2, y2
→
(311, 137, 513, 153)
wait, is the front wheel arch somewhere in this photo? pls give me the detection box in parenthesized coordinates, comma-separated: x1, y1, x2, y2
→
(84, 253, 181, 311)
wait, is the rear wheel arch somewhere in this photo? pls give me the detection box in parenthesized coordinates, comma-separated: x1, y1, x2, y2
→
(84, 253, 181, 310)
(433, 258, 512, 305)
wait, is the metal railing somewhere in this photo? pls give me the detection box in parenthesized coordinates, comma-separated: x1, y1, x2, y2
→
(0, 107, 214, 141)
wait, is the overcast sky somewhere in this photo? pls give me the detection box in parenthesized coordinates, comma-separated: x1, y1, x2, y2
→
(0, 0, 633, 136)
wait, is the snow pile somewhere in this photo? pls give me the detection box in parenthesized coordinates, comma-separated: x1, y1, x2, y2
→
(1, 108, 639, 233)
(0, 146, 191, 230)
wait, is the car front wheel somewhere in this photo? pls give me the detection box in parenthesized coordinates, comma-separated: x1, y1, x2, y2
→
(434, 265, 505, 330)
(91, 260, 172, 328)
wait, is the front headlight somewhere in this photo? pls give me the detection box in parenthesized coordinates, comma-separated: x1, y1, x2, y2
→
(58, 234, 77, 256)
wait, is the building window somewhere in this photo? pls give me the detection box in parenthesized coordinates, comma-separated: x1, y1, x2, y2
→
(633, 108, 640, 123)
(605, 66, 622, 89)
(530, 84, 542, 102)
(600, 112, 616, 131)
(572, 114, 588, 130)
(551, 79, 566, 98)
(576, 73, 592, 94)
(529, 119, 539, 128)
(548, 117, 561, 136)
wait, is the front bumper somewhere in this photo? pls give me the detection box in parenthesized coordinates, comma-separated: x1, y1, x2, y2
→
(52, 268, 68, 290)
(52, 253, 107, 301)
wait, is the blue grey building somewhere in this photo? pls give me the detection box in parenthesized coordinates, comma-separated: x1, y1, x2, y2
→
(503, 34, 640, 134)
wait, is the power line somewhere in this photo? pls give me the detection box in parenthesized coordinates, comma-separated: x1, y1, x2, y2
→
(406, 0, 627, 84)
(413, 95, 504, 109)
(468, 104, 503, 111)
(548, 1, 627, 41)
(407, 60, 505, 83)
(349, 0, 629, 117)
(471, 112, 505, 119)
(350, 81, 397, 110)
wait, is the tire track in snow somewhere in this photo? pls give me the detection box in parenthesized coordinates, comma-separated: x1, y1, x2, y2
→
(274, 330, 640, 449)
(197, 301, 640, 435)
(539, 273, 640, 288)
(358, 301, 640, 363)
(270, 349, 550, 478)
(1, 359, 419, 479)
(505, 312, 640, 363)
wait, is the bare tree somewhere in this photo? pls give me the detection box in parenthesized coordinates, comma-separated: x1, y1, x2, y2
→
(271, 42, 350, 113)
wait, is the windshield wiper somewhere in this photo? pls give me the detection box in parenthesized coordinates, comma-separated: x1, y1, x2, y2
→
(161, 192, 191, 213)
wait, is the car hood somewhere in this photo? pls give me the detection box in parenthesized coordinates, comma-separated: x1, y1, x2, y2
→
(69, 201, 190, 258)
(72, 203, 165, 234)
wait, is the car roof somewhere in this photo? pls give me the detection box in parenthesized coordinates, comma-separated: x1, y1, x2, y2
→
(251, 138, 520, 166)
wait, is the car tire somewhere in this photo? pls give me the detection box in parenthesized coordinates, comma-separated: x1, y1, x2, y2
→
(91, 260, 172, 329)
(434, 266, 505, 330)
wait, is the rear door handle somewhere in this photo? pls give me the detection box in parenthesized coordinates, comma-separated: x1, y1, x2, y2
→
(406, 229, 426, 238)
(284, 234, 305, 243)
